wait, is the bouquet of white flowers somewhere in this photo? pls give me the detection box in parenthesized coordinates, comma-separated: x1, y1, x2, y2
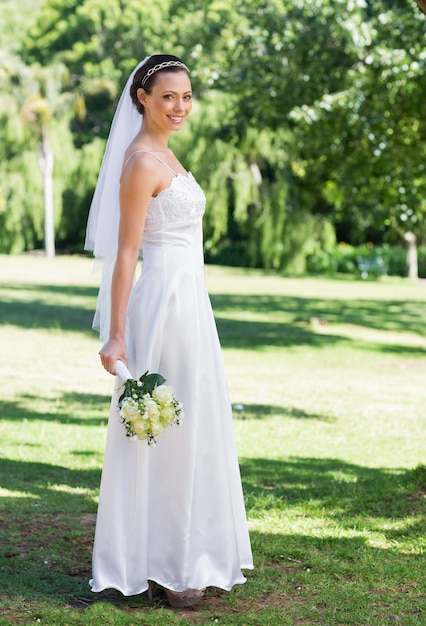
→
(116, 361, 184, 446)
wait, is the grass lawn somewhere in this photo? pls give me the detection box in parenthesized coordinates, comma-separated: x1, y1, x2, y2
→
(0, 254, 425, 626)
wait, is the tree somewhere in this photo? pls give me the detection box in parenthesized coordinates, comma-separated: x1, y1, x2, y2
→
(191, 0, 426, 267)
(21, 63, 74, 257)
(288, 0, 426, 249)
(415, 0, 426, 16)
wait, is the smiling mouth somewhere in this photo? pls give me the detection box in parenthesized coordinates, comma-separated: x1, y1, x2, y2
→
(168, 116, 184, 123)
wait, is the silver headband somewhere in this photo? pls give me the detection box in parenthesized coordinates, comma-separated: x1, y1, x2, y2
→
(141, 61, 189, 87)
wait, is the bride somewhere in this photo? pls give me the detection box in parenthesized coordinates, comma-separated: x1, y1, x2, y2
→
(85, 54, 253, 609)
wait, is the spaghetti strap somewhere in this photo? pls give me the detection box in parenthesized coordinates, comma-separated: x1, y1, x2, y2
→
(123, 149, 179, 175)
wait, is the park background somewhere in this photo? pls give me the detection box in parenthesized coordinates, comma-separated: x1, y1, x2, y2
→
(1, 0, 426, 278)
(1, 1, 426, 625)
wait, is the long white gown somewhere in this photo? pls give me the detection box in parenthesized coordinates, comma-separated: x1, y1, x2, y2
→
(90, 156, 253, 596)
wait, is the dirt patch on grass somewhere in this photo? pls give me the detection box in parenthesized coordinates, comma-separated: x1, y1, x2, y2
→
(68, 585, 303, 624)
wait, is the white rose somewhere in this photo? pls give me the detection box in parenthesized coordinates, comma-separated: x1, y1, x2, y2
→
(159, 406, 176, 426)
(142, 397, 160, 420)
(120, 398, 140, 424)
(152, 384, 174, 407)
(134, 419, 149, 438)
(150, 414, 164, 437)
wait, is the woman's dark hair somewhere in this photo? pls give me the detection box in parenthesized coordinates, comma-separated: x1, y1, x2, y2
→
(130, 54, 190, 115)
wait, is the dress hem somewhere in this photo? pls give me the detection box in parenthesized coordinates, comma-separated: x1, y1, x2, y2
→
(89, 571, 251, 596)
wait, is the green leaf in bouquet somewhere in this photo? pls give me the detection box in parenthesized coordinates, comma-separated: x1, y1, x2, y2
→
(138, 371, 166, 393)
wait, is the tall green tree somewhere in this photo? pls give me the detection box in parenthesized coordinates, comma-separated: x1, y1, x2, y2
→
(288, 0, 426, 248)
(167, 0, 360, 268)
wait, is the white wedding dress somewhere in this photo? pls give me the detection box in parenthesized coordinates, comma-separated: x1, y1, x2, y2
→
(90, 154, 253, 596)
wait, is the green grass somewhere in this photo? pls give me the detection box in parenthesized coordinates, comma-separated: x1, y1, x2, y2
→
(0, 254, 425, 625)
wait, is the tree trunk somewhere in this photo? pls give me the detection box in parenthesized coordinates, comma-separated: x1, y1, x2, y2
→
(39, 125, 55, 258)
(404, 232, 418, 280)
(415, 0, 426, 16)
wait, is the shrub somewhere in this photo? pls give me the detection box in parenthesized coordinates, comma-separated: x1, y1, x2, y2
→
(306, 243, 421, 278)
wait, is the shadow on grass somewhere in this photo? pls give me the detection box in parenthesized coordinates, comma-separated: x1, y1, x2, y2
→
(211, 293, 426, 354)
(233, 403, 335, 422)
(217, 316, 426, 355)
(0, 457, 101, 504)
(211, 293, 426, 338)
(0, 284, 97, 334)
(3, 394, 333, 427)
(0, 390, 111, 426)
(2, 285, 426, 356)
(357, 341, 426, 356)
(215, 315, 346, 349)
(240, 457, 426, 531)
(0, 283, 97, 300)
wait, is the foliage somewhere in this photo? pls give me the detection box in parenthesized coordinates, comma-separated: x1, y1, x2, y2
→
(58, 138, 105, 252)
(0, 0, 41, 53)
(21, 0, 170, 141)
(0, 53, 80, 253)
(170, 0, 426, 269)
(1, 0, 426, 269)
(0, 55, 43, 252)
(307, 241, 426, 279)
(287, 0, 426, 246)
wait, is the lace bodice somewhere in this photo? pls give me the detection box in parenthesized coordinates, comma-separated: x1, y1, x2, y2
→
(145, 173, 206, 227)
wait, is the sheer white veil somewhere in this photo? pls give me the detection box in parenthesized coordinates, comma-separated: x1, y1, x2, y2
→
(84, 58, 149, 342)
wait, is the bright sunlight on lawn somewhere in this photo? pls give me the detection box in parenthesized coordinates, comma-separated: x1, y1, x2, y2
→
(0, 255, 425, 625)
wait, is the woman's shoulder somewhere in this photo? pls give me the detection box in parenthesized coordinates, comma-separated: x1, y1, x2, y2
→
(120, 148, 163, 200)
(122, 147, 160, 175)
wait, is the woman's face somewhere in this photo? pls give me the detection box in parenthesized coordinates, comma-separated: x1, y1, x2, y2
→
(139, 71, 192, 132)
